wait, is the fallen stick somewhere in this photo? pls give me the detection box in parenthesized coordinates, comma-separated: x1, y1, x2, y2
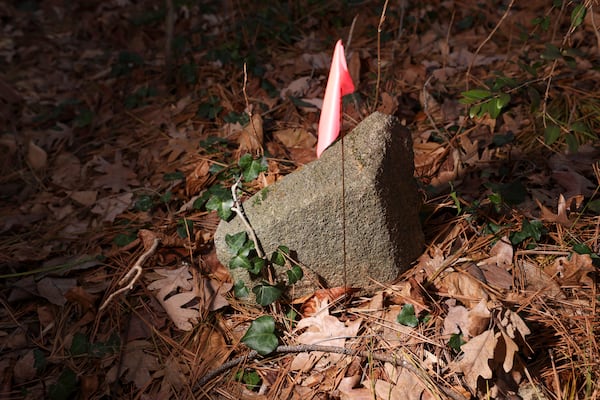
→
(194, 344, 467, 400)
(99, 237, 160, 311)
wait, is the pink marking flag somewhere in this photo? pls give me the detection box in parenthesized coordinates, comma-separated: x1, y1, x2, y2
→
(316, 40, 355, 158)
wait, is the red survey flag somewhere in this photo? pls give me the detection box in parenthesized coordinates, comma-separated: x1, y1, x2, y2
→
(316, 40, 355, 158)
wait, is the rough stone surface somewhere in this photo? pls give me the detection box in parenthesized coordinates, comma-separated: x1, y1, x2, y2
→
(214, 112, 424, 297)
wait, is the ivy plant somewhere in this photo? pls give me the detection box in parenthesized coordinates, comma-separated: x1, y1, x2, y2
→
(241, 315, 278, 356)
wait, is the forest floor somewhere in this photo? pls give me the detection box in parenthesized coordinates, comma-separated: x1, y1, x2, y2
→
(1, 1, 599, 399)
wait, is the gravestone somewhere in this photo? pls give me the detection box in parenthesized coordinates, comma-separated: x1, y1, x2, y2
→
(214, 112, 424, 298)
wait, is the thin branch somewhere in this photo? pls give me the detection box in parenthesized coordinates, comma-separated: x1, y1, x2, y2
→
(346, 14, 358, 52)
(194, 344, 467, 400)
(465, 0, 515, 90)
(373, 0, 389, 112)
(164, 0, 175, 83)
(230, 176, 264, 258)
(99, 237, 160, 311)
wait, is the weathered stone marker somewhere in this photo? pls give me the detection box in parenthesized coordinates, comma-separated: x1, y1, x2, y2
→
(214, 112, 424, 297)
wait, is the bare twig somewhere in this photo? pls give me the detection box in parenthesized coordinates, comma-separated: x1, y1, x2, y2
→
(346, 14, 358, 52)
(164, 0, 175, 82)
(194, 344, 466, 400)
(230, 176, 264, 258)
(465, 0, 515, 89)
(99, 237, 160, 311)
(373, 0, 389, 112)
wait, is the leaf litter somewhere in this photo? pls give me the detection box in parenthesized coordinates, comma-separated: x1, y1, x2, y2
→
(0, 0, 599, 399)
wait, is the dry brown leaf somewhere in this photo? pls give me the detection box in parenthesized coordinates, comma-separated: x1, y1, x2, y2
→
(90, 193, 133, 223)
(92, 152, 139, 193)
(27, 140, 47, 170)
(280, 76, 311, 99)
(499, 308, 531, 342)
(476, 237, 514, 289)
(546, 252, 594, 286)
(291, 298, 362, 371)
(296, 287, 357, 316)
(378, 92, 398, 115)
(499, 330, 519, 373)
(69, 190, 97, 207)
(64, 286, 97, 310)
(376, 363, 431, 400)
(51, 152, 82, 189)
(467, 299, 492, 338)
(273, 127, 316, 149)
(238, 113, 264, 155)
(36, 277, 77, 306)
(14, 349, 36, 384)
(443, 272, 488, 308)
(517, 260, 564, 299)
(536, 194, 583, 227)
(185, 159, 211, 196)
(201, 278, 232, 311)
(148, 266, 193, 300)
(121, 340, 159, 389)
(339, 375, 373, 400)
(162, 137, 196, 163)
(156, 293, 199, 331)
(413, 246, 445, 279)
(443, 304, 470, 336)
(148, 266, 200, 331)
(455, 329, 499, 391)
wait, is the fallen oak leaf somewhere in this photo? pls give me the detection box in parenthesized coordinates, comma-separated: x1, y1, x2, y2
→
(498, 330, 519, 373)
(454, 328, 499, 391)
(91, 152, 139, 193)
(160, 291, 200, 331)
(148, 266, 200, 331)
(121, 340, 159, 389)
(291, 298, 362, 371)
(545, 252, 594, 286)
(148, 266, 193, 300)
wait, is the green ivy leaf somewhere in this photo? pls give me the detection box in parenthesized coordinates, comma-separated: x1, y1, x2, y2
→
(70, 332, 89, 356)
(565, 133, 579, 152)
(397, 303, 419, 327)
(239, 154, 268, 182)
(253, 284, 283, 306)
(271, 249, 286, 266)
(448, 333, 466, 352)
(241, 315, 278, 355)
(226, 232, 248, 253)
(235, 369, 262, 390)
(234, 280, 250, 298)
(469, 103, 481, 118)
(205, 193, 234, 220)
(135, 194, 154, 212)
(230, 254, 252, 270)
(541, 43, 561, 60)
(544, 124, 561, 145)
(89, 334, 120, 357)
(248, 258, 265, 275)
(587, 199, 600, 214)
(459, 89, 492, 104)
(571, 4, 586, 29)
(176, 219, 193, 238)
(113, 232, 137, 247)
(286, 265, 303, 285)
(33, 348, 47, 371)
(49, 368, 78, 400)
(510, 219, 546, 245)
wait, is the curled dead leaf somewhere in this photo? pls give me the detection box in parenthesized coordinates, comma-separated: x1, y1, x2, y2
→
(237, 113, 263, 155)
(27, 140, 47, 170)
(546, 253, 594, 286)
(443, 272, 488, 308)
(455, 329, 498, 391)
